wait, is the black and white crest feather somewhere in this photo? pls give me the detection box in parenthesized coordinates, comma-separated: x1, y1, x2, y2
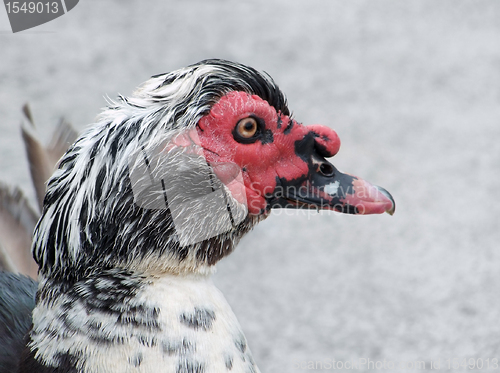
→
(32, 59, 289, 284)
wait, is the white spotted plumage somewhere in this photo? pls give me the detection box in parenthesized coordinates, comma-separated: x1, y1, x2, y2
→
(31, 274, 259, 373)
(24, 59, 287, 372)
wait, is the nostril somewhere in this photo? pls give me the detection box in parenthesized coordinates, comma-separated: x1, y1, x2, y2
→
(319, 163, 334, 177)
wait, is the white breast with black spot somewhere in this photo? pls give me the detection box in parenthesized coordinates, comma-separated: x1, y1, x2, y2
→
(32, 273, 260, 373)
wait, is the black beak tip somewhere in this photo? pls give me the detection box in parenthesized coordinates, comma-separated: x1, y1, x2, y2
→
(376, 185, 396, 215)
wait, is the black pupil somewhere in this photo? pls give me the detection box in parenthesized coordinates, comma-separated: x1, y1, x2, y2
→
(244, 120, 254, 131)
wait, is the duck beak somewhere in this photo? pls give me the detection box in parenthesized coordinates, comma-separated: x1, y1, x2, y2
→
(269, 164, 395, 215)
(268, 133, 395, 215)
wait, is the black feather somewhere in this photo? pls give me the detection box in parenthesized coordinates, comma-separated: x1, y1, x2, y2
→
(0, 273, 37, 373)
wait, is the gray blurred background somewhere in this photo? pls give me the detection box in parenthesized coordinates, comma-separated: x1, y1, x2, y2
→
(1, 1, 500, 372)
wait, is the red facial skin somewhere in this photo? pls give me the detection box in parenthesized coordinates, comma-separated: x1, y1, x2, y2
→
(197, 91, 341, 214)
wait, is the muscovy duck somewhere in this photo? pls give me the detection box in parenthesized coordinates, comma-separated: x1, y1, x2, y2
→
(1, 59, 395, 373)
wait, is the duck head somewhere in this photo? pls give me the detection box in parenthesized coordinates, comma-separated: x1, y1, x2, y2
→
(196, 90, 394, 216)
(33, 60, 394, 281)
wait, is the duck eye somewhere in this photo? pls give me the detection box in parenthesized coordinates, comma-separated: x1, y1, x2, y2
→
(235, 117, 258, 139)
